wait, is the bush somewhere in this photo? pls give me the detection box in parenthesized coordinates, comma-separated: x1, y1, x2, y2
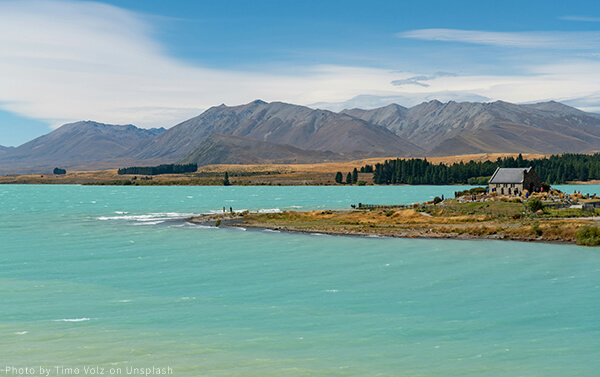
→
(433, 196, 442, 205)
(531, 222, 543, 236)
(357, 180, 366, 186)
(575, 226, 600, 246)
(53, 167, 66, 175)
(527, 197, 544, 212)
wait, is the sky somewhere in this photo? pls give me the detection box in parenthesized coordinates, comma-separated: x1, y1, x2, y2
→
(1, 0, 600, 146)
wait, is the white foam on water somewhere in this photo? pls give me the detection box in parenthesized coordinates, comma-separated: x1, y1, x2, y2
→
(263, 229, 280, 233)
(97, 212, 199, 223)
(15, 331, 28, 335)
(132, 221, 165, 226)
(258, 208, 281, 213)
(54, 318, 91, 322)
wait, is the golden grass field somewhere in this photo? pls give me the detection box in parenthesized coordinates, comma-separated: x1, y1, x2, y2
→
(0, 152, 551, 185)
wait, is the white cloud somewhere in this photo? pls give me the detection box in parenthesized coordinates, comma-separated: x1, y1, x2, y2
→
(398, 29, 600, 49)
(391, 72, 458, 87)
(0, 1, 399, 128)
(1, 1, 600, 134)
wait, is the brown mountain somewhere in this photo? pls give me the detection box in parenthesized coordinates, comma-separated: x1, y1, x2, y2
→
(135, 100, 423, 160)
(0, 145, 14, 156)
(342, 100, 600, 155)
(179, 134, 348, 166)
(0, 121, 165, 174)
(3, 99, 600, 174)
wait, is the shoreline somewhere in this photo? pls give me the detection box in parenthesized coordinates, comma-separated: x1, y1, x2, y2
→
(187, 204, 599, 246)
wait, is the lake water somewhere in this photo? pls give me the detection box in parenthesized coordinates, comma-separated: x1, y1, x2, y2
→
(1, 184, 600, 376)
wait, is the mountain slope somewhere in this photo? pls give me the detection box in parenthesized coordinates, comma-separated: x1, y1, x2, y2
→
(0, 145, 15, 157)
(0, 121, 165, 173)
(179, 134, 348, 166)
(136, 100, 423, 160)
(343, 100, 600, 155)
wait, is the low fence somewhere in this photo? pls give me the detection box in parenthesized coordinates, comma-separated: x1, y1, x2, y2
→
(357, 204, 409, 209)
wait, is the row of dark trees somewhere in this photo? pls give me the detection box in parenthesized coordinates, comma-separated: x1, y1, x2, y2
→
(118, 163, 198, 175)
(366, 153, 600, 185)
(335, 168, 359, 184)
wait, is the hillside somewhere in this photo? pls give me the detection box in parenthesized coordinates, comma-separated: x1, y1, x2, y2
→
(0, 121, 165, 174)
(3, 99, 600, 174)
(0, 145, 15, 156)
(179, 134, 348, 166)
(135, 100, 423, 160)
(342, 100, 600, 155)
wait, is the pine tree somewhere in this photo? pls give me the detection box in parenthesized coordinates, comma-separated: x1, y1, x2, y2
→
(352, 168, 358, 184)
(346, 172, 352, 184)
(335, 172, 343, 184)
(223, 172, 230, 186)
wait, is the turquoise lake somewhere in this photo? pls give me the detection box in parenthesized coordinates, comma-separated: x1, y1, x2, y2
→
(1, 184, 600, 376)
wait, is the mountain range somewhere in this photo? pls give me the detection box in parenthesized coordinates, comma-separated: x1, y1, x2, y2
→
(1, 99, 600, 174)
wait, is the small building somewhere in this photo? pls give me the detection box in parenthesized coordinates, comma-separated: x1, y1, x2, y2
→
(488, 167, 542, 195)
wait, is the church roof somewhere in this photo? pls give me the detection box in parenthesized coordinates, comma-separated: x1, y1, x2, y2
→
(488, 167, 533, 184)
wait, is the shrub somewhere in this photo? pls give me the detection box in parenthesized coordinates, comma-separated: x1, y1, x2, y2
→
(433, 196, 442, 205)
(357, 180, 366, 186)
(215, 219, 221, 227)
(527, 197, 544, 212)
(575, 226, 600, 246)
(531, 222, 543, 236)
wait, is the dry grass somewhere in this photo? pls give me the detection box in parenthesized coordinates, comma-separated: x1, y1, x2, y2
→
(199, 152, 548, 174)
(0, 152, 548, 185)
(228, 201, 597, 245)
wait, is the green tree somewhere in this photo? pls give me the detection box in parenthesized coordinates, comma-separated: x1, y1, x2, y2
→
(352, 168, 358, 184)
(346, 172, 352, 184)
(335, 171, 343, 184)
(223, 172, 231, 186)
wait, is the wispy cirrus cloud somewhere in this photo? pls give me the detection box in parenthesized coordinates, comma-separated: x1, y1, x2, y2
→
(398, 29, 600, 49)
(2, 0, 600, 136)
(391, 72, 457, 87)
(0, 1, 405, 129)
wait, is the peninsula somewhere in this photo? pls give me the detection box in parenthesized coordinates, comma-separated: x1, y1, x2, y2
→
(188, 191, 600, 246)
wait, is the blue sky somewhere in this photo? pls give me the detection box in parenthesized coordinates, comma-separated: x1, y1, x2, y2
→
(1, 0, 600, 146)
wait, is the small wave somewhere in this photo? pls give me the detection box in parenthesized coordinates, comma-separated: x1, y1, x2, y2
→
(258, 208, 281, 213)
(15, 331, 28, 335)
(54, 318, 91, 322)
(324, 289, 339, 293)
(291, 206, 302, 209)
(180, 223, 214, 229)
(97, 212, 198, 223)
(116, 299, 131, 303)
(263, 229, 280, 233)
(115, 211, 128, 214)
(133, 221, 165, 226)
